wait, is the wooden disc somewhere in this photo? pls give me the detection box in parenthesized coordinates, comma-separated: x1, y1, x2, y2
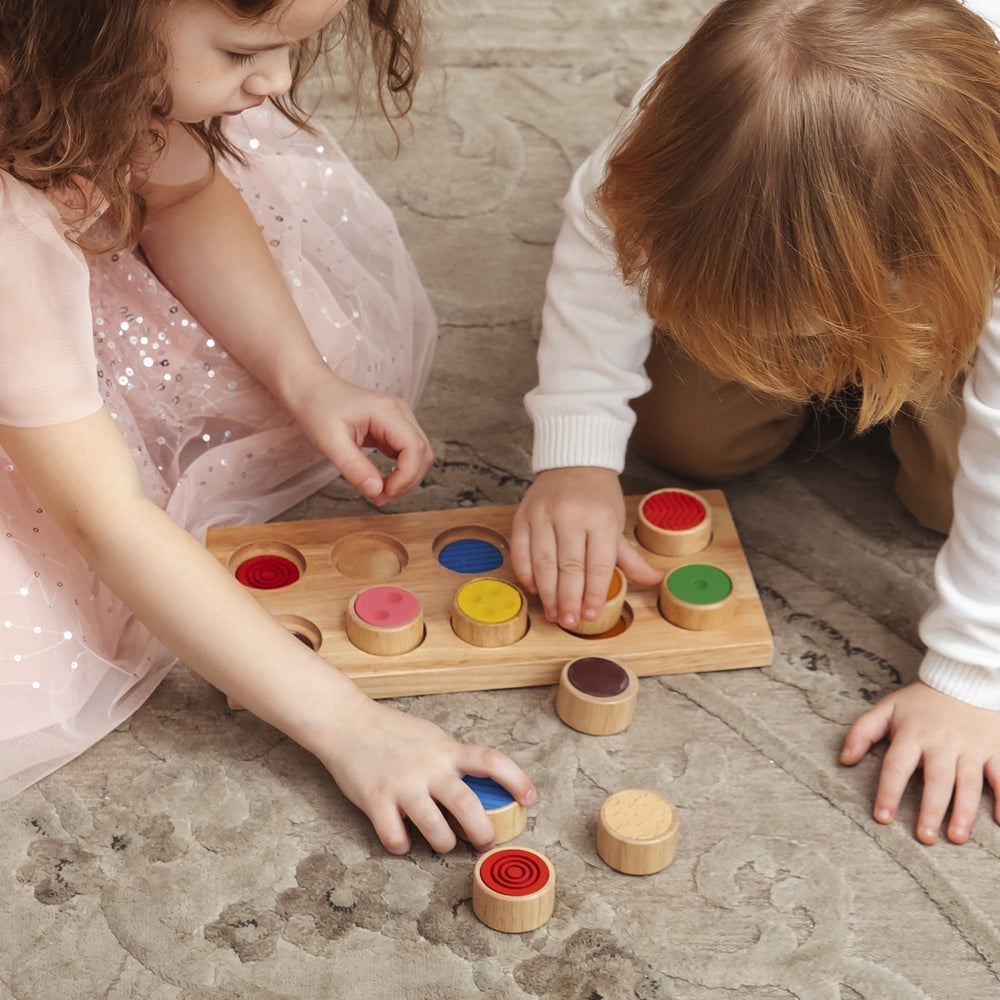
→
(555, 657, 637, 735)
(451, 578, 528, 647)
(473, 847, 555, 932)
(635, 488, 712, 557)
(452, 776, 528, 844)
(597, 789, 679, 875)
(659, 563, 737, 631)
(345, 585, 424, 655)
(565, 567, 628, 636)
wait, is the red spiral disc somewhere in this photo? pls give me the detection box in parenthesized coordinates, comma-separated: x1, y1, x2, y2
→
(641, 490, 706, 531)
(235, 554, 301, 589)
(479, 849, 550, 896)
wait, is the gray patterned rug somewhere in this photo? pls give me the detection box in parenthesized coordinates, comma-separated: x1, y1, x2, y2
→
(2, 3, 999, 997)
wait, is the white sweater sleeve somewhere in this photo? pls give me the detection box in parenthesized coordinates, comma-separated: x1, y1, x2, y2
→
(919, 294, 1000, 709)
(524, 125, 656, 474)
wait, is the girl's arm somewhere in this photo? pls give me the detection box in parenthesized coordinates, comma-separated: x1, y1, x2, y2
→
(134, 123, 431, 505)
(0, 408, 535, 851)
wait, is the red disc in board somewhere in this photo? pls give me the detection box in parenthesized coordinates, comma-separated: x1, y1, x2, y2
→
(235, 554, 301, 589)
(479, 849, 550, 896)
(641, 490, 706, 531)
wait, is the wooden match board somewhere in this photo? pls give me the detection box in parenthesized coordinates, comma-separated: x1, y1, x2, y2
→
(204, 491, 773, 700)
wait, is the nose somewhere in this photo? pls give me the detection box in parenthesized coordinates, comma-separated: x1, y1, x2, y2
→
(243, 47, 293, 97)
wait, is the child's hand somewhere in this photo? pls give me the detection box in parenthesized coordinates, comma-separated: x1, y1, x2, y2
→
(511, 467, 662, 629)
(840, 680, 1000, 844)
(312, 694, 537, 854)
(293, 369, 434, 506)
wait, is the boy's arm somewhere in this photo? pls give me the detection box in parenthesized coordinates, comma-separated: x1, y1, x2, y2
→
(134, 123, 431, 503)
(843, 298, 1000, 843)
(513, 121, 661, 625)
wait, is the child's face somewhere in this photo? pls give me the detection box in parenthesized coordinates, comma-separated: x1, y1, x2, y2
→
(161, 0, 347, 122)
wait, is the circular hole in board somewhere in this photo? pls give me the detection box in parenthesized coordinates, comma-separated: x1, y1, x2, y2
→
(432, 526, 509, 573)
(274, 614, 323, 651)
(229, 542, 306, 589)
(330, 532, 408, 582)
(564, 602, 634, 640)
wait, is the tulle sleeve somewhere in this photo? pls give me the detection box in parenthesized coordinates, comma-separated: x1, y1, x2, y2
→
(0, 173, 102, 427)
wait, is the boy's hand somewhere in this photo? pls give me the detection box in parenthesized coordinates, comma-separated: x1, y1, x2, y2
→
(840, 680, 1000, 844)
(510, 467, 662, 629)
(291, 370, 434, 506)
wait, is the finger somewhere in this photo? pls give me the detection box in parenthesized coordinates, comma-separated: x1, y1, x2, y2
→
(366, 798, 412, 855)
(616, 537, 663, 588)
(379, 430, 434, 500)
(872, 737, 922, 826)
(401, 793, 461, 854)
(528, 524, 561, 621)
(839, 702, 892, 765)
(435, 781, 495, 852)
(509, 510, 538, 595)
(325, 429, 386, 499)
(945, 755, 985, 844)
(915, 750, 960, 845)
(579, 532, 618, 623)
(553, 525, 588, 628)
(461, 746, 538, 808)
(986, 756, 1000, 825)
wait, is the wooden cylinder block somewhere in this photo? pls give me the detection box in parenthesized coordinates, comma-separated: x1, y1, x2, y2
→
(597, 789, 679, 875)
(346, 585, 424, 655)
(473, 847, 555, 933)
(451, 776, 527, 845)
(556, 657, 637, 735)
(566, 567, 627, 636)
(659, 563, 737, 631)
(635, 488, 712, 557)
(451, 578, 528, 647)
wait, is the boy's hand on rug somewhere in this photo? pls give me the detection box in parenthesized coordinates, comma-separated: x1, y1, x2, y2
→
(316, 695, 537, 855)
(511, 467, 661, 629)
(292, 371, 434, 505)
(840, 680, 1000, 844)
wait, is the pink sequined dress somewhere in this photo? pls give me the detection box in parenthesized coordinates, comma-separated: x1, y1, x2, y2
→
(0, 107, 437, 798)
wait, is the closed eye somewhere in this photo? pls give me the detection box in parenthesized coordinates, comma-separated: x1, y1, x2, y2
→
(227, 51, 257, 67)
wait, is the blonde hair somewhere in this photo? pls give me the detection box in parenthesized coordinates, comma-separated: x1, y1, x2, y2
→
(598, 0, 1000, 430)
(0, 0, 422, 251)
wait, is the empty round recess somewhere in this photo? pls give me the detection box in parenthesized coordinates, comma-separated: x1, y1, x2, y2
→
(330, 532, 408, 581)
(274, 614, 323, 651)
(229, 542, 306, 589)
(433, 526, 509, 573)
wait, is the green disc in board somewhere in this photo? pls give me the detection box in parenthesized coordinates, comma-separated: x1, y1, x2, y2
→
(666, 564, 732, 605)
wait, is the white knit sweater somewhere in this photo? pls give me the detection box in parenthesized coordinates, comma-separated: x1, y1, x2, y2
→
(525, 49, 1000, 710)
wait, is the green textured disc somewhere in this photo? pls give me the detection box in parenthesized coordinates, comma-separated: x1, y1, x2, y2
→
(666, 564, 732, 605)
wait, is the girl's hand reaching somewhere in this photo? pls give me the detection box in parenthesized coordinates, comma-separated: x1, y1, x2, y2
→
(301, 690, 537, 854)
(841, 680, 1000, 844)
(290, 367, 434, 506)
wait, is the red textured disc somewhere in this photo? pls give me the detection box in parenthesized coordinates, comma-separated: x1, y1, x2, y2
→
(641, 490, 706, 531)
(235, 554, 301, 589)
(480, 849, 550, 896)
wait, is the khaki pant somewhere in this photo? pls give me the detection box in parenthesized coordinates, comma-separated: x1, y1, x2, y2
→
(630, 336, 964, 534)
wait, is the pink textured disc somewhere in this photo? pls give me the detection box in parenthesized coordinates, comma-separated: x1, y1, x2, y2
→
(353, 585, 420, 627)
(641, 490, 706, 531)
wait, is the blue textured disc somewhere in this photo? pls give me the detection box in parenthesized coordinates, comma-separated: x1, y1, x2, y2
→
(438, 538, 504, 573)
(463, 775, 514, 809)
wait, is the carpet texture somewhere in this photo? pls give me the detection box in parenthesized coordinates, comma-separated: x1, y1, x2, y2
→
(2, 2, 999, 997)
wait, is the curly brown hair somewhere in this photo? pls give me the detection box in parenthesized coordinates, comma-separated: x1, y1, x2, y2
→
(598, 0, 1000, 430)
(0, 0, 422, 250)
